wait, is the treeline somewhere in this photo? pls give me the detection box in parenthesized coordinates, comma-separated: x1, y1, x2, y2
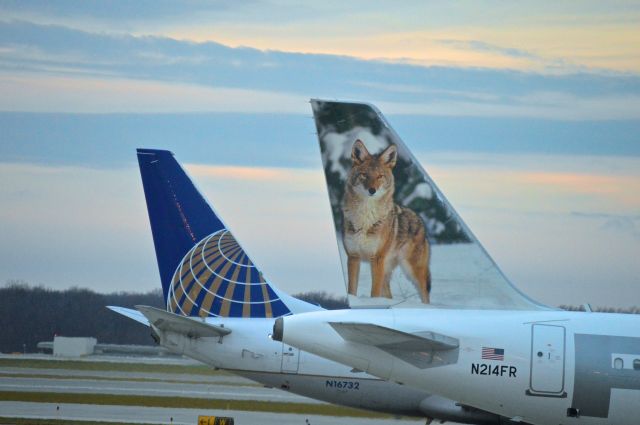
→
(0, 281, 165, 353)
(0, 281, 347, 353)
(7, 280, 636, 355)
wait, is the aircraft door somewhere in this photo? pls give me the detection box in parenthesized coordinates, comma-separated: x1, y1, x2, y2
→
(281, 343, 300, 373)
(528, 324, 566, 397)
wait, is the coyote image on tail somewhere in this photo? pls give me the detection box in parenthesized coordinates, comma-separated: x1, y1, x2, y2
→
(342, 139, 431, 303)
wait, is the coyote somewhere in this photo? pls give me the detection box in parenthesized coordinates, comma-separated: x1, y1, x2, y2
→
(342, 139, 431, 303)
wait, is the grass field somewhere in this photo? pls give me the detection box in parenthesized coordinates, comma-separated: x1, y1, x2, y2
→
(0, 357, 222, 376)
(0, 371, 260, 387)
(0, 356, 393, 420)
(0, 418, 157, 425)
(0, 391, 388, 418)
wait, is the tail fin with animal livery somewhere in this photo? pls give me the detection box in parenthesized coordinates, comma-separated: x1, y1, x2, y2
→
(311, 100, 548, 310)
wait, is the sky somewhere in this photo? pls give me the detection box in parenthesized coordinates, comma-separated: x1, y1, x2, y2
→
(0, 1, 639, 308)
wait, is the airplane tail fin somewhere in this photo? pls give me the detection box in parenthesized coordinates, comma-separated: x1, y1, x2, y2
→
(137, 149, 317, 318)
(311, 100, 547, 310)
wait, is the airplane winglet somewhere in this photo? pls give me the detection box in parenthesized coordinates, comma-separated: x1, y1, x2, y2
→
(135, 305, 231, 338)
(329, 322, 459, 369)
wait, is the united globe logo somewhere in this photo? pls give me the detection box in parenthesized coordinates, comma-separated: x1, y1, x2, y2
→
(167, 229, 290, 318)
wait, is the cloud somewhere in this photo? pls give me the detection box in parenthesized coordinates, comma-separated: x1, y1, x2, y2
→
(433, 38, 584, 75)
(421, 152, 640, 216)
(0, 0, 240, 23)
(471, 206, 640, 309)
(2, 111, 640, 173)
(377, 93, 640, 120)
(0, 73, 306, 113)
(1, 21, 640, 120)
(571, 212, 640, 220)
(571, 212, 640, 241)
(437, 39, 539, 60)
(600, 216, 640, 240)
(187, 164, 319, 183)
(2, 2, 639, 75)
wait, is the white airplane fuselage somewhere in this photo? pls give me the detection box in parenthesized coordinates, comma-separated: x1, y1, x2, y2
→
(152, 316, 499, 423)
(278, 308, 640, 425)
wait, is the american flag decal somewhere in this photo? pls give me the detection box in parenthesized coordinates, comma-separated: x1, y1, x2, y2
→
(482, 347, 504, 361)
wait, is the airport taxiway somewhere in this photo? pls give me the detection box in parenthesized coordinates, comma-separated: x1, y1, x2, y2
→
(0, 375, 318, 403)
(0, 401, 424, 425)
(0, 355, 460, 424)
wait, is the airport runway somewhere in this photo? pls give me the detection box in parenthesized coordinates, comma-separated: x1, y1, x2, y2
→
(0, 375, 320, 403)
(0, 356, 464, 424)
(0, 401, 424, 425)
(0, 365, 251, 384)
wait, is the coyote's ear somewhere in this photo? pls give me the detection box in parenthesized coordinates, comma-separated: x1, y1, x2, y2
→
(380, 144, 397, 168)
(351, 139, 371, 165)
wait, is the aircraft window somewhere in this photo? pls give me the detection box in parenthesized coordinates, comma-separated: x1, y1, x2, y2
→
(634, 359, 640, 370)
(614, 358, 624, 370)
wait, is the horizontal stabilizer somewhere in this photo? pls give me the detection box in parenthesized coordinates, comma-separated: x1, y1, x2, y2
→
(329, 322, 459, 369)
(107, 306, 150, 326)
(330, 322, 458, 350)
(136, 305, 231, 338)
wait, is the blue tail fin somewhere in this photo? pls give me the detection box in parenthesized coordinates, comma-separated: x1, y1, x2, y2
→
(137, 149, 316, 318)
